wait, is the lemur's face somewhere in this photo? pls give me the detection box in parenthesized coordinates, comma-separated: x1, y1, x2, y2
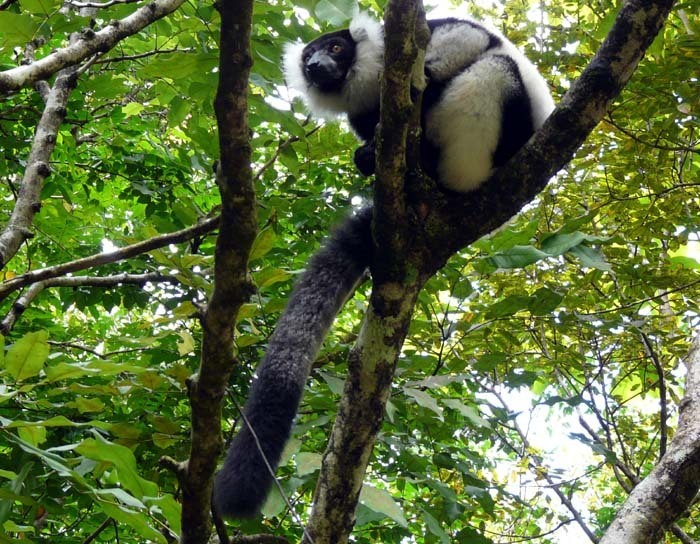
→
(301, 29, 357, 93)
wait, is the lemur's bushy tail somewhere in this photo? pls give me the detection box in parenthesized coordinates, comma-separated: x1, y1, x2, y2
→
(213, 207, 373, 518)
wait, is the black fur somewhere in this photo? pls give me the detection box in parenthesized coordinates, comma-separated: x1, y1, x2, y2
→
(490, 55, 534, 167)
(213, 208, 373, 518)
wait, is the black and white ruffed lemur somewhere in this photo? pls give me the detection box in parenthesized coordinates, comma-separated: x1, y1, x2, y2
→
(213, 12, 554, 518)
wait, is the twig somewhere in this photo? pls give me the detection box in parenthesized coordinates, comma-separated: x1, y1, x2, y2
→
(93, 47, 194, 65)
(67, 0, 139, 8)
(1, 272, 176, 334)
(0, 216, 218, 302)
(82, 517, 113, 544)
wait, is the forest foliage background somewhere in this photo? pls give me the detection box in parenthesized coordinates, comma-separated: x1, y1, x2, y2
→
(0, 0, 699, 542)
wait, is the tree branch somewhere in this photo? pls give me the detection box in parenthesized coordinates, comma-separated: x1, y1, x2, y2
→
(0, 54, 78, 270)
(0, 0, 186, 94)
(66, 0, 139, 9)
(0, 216, 218, 303)
(599, 330, 700, 544)
(1, 272, 175, 334)
(640, 331, 669, 457)
(304, 4, 429, 543)
(425, 0, 677, 268)
(178, 0, 257, 541)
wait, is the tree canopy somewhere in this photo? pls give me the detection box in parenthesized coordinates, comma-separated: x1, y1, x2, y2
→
(0, 0, 698, 543)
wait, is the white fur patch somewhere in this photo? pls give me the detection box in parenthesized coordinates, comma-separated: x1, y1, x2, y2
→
(426, 19, 554, 191)
(282, 41, 308, 96)
(425, 56, 519, 191)
(349, 11, 383, 45)
(425, 21, 491, 81)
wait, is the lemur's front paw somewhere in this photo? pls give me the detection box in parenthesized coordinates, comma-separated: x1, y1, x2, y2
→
(354, 143, 376, 176)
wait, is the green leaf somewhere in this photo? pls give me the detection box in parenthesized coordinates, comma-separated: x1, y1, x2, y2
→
(421, 508, 451, 543)
(540, 231, 587, 255)
(17, 426, 46, 446)
(44, 362, 99, 382)
(97, 500, 166, 544)
(569, 244, 611, 271)
(74, 397, 106, 413)
(442, 400, 491, 428)
(249, 227, 277, 261)
(314, 0, 356, 26)
(253, 267, 292, 289)
(0, 13, 40, 47)
(21, 0, 62, 14)
(5, 330, 50, 381)
(296, 452, 322, 476)
(359, 484, 408, 528)
(403, 388, 443, 420)
(476, 218, 539, 252)
(528, 287, 564, 315)
(485, 295, 530, 318)
(147, 494, 181, 535)
(122, 102, 145, 117)
(487, 245, 548, 269)
(5, 433, 89, 486)
(75, 435, 158, 498)
(669, 256, 700, 270)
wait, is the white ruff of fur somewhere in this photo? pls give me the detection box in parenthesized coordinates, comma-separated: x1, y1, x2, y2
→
(282, 13, 384, 119)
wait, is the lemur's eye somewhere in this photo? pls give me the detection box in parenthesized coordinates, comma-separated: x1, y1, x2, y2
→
(330, 43, 343, 54)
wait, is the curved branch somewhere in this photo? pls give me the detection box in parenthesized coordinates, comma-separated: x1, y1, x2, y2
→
(0, 0, 186, 94)
(1, 272, 176, 334)
(0, 216, 218, 303)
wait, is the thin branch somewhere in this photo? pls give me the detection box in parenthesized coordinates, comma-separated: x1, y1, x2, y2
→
(0, 0, 186, 94)
(92, 47, 194, 65)
(0, 216, 218, 303)
(488, 386, 599, 543)
(640, 331, 669, 457)
(230, 535, 290, 544)
(599, 330, 700, 544)
(82, 517, 113, 544)
(605, 114, 700, 154)
(47, 341, 149, 358)
(1, 272, 175, 334)
(66, 0, 139, 9)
